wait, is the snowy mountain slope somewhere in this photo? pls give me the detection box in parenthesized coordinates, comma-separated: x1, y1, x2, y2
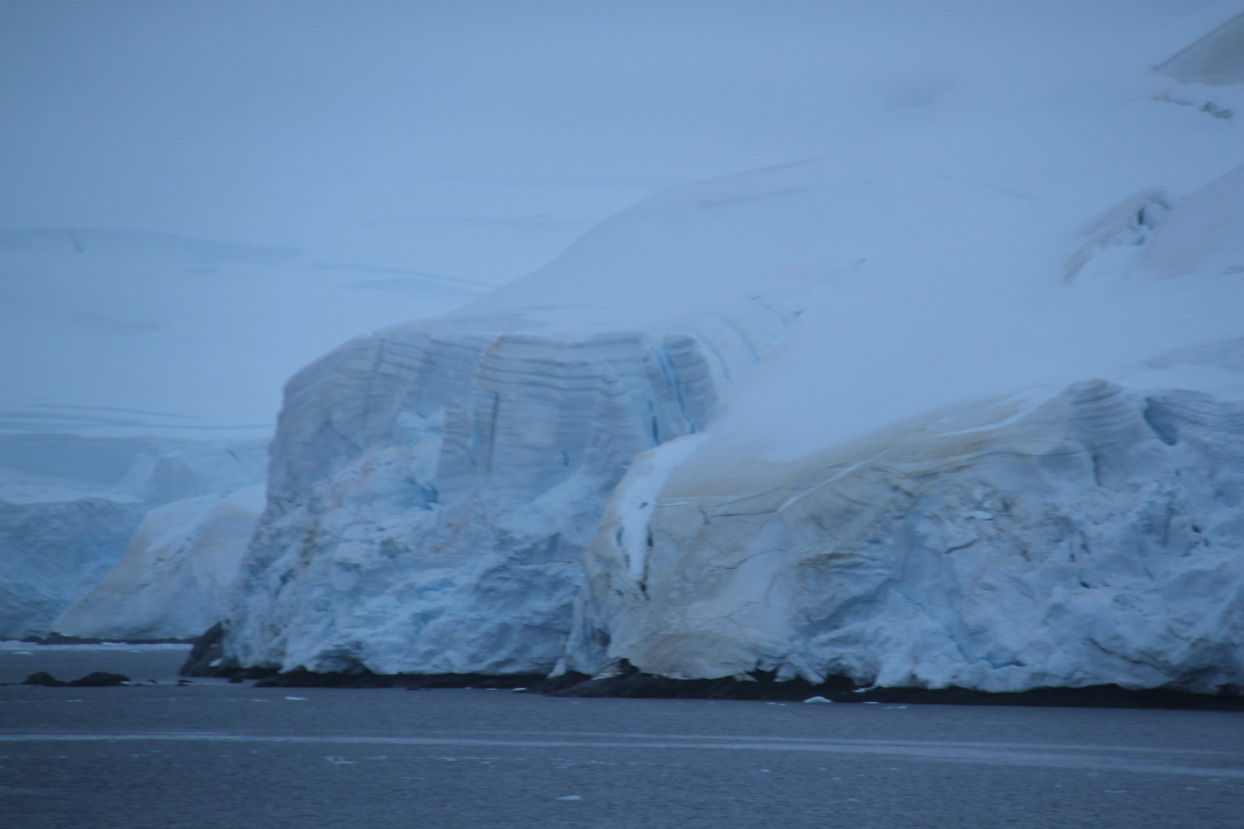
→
(563, 59, 1244, 690)
(0, 434, 266, 638)
(207, 5, 1244, 691)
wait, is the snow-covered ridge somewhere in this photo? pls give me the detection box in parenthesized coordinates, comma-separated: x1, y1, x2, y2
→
(562, 107, 1244, 693)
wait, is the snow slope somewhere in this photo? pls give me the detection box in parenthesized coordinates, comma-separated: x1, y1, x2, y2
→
(212, 4, 1244, 691)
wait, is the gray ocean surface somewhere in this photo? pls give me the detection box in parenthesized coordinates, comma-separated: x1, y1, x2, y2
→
(1, 644, 1242, 828)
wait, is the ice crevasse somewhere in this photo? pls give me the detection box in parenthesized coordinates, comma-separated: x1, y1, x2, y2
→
(219, 14, 1244, 691)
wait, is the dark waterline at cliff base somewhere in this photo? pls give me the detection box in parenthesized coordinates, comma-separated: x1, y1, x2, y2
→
(178, 625, 1244, 711)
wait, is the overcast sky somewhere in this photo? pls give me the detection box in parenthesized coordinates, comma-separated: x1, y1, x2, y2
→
(0, 0, 1220, 436)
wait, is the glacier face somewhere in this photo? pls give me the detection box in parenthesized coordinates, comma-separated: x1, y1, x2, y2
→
(0, 434, 267, 638)
(221, 309, 793, 674)
(52, 485, 266, 640)
(563, 117, 1244, 694)
(213, 7, 1244, 693)
(566, 372, 1244, 693)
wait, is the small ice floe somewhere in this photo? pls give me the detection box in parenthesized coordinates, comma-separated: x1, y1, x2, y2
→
(512, 687, 527, 692)
(284, 696, 307, 701)
(556, 795, 582, 801)
(803, 696, 833, 704)
(862, 700, 880, 704)
(325, 756, 357, 765)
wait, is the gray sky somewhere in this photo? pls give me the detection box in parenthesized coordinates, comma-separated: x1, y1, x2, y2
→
(3, 0, 878, 241)
(0, 0, 1210, 436)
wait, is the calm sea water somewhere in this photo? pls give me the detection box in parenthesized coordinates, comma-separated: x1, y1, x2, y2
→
(2, 644, 1242, 828)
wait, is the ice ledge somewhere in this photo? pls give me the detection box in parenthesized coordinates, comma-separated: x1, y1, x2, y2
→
(567, 375, 1244, 695)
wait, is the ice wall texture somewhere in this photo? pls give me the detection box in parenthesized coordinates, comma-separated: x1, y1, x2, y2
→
(222, 311, 792, 674)
(567, 374, 1244, 692)
(0, 435, 267, 638)
(52, 485, 266, 640)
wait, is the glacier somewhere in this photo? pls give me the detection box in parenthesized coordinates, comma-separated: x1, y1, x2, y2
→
(0, 434, 267, 638)
(221, 307, 796, 674)
(189, 6, 1244, 695)
(566, 371, 1244, 693)
(51, 484, 266, 640)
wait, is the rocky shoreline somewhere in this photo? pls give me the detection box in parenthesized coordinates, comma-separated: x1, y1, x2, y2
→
(176, 629, 1244, 711)
(8, 633, 1240, 710)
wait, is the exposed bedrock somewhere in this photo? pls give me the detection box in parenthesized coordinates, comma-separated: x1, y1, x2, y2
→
(567, 377, 1244, 694)
(220, 309, 792, 674)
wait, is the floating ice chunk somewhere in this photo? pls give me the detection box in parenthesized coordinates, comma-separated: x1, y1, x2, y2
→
(803, 696, 833, 704)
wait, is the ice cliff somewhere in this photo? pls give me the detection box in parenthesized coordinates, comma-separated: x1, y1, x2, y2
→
(213, 7, 1244, 692)
(51, 485, 266, 640)
(561, 117, 1244, 691)
(222, 305, 796, 674)
(566, 370, 1244, 693)
(0, 434, 266, 638)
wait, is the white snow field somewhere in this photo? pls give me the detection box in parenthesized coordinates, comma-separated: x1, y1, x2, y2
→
(208, 4, 1244, 694)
